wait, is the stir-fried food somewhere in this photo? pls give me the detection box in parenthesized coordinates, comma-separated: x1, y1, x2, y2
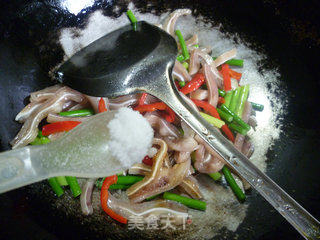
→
(11, 9, 264, 226)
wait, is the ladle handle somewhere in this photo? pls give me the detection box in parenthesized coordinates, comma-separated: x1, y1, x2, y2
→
(149, 67, 320, 239)
(0, 146, 47, 193)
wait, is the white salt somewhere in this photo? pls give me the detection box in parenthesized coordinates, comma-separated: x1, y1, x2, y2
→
(107, 108, 153, 169)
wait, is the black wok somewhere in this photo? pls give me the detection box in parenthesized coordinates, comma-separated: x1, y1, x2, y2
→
(0, 0, 319, 239)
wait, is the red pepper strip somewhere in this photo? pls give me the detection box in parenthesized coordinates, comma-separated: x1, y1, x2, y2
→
(142, 156, 153, 166)
(218, 97, 225, 104)
(164, 106, 175, 123)
(134, 102, 175, 122)
(134, 102, 167, 113)
(221, 64, 232, 92)
(100, 175, 127, 224)
(191, 99, 234, 142)
(191, 99, 220, 119)
(138, 93, 148, 106)
(221, 124, 235, 142)
(180, 73, 205, 95)
(98, 97, 107, 113)
(42, 121, 81, 136)
(229, 69, 242, 81)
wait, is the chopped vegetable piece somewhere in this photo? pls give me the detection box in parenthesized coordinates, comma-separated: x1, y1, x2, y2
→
(228, 122, 248, 135)
(191, 99, 220, 119)
(200, 112, 225, 128)
(218, 89, 226, 97)
(178, 127, 184, 136)
(48, 177, 64, 197)
(250, 102, 264, 111)
(30, 131, 51, 145)
(96, 175, 144, 189)
(65, 176, 82, 197)
(218, 97, 225, 104)
(229, 69, 242, 81)
(134, 102, 167, 113)
(135, 102, 175, 122)
(224, 90, 234, 107)
(163, 192, 206, 211)
(222, 166, 246, 202)
(235, 85, 250, 117)
(220, 104, 250, 131)
(193, 44, 199, 48)
(176, 54, 184, 62)
(192, 99, 234, 142)
(180, 73, 205, 95)
(216, 108, 233, 122)
(126, 10, 137, 31)
(100, 175, 127, 224)
(178, 81, 186, 87)
(142, 155, 153, 166)
(98, 97, 107, 113)
(59, 109, 94, 117)
(163, 106, 176, 123)
(56, 176, 68, 186)
(109, 184, 131, 190)
(30, 137, 42, 145)
(138, 93, 148, 106)
(221, 124, 235, 142)
(182, 62, 189, 69)
(42, 121, 81, 136)
(117, 175, 144, 185)
(221, 64, 232, 91)
(213, 57, 244, 67)
(229, 87, 241, 112)
(175, 30, 190, 60)
(208, 172, 222, 181)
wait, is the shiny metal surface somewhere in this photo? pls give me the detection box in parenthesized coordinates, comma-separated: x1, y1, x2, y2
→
(56, 21, 320, 239)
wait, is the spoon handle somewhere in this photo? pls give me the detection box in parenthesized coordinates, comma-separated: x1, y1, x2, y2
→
(0, 146, 47, 193)
(149, 68, 320, 239)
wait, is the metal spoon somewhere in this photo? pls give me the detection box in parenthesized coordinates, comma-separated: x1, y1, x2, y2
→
(55, 21, 319, 239)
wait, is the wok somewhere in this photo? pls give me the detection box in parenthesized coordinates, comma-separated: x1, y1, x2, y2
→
(0, 0, 319, 239)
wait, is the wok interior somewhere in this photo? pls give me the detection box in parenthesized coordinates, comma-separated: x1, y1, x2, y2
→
(0, 1, 319, 240)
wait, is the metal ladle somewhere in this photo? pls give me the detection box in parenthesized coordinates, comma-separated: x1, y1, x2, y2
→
(55, 21, 319, 239)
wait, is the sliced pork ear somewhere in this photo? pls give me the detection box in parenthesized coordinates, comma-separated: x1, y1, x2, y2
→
(174, 151, 191, 163)
(173, 60, 192, 82)
(127, 138, 190, 203)
(144, 112, 180, 138)
(108, 94, 139, 110)
(189, 49, 201, 75)
(194, 144, 224, 174)
(213, 48, 237, 67)
(190, 89, 208, 101)
(203, 64, 219, 107)
(178, 34, 198, 50)
(11, 87, 85, 148)
(178, 175, 203, 199)
(128, 162, 202, 199)
(15, 101, 43, 123)
(30, 84, 63, 102)
(164, 136, 198, 152)
(107, 193, 188, 225)
(162, 9, 191, 36)
(80, 178, 96, 215)
(47, 113, 91, 123)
